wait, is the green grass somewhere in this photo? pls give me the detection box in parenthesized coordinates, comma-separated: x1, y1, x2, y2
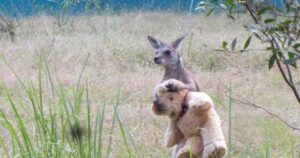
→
(227, 81, 232, 158)
(0, 57, 137, 158)
(0, 54, 298, 158)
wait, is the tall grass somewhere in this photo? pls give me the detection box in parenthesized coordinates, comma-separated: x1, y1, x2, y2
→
(0, 56, 137, 158)
(227, 81, 232, 158)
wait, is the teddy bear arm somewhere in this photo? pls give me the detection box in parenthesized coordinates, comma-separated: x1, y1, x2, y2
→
(187, 92, 213, 113)
(165, 122, 185, 147)
(201, 117, 227, 158)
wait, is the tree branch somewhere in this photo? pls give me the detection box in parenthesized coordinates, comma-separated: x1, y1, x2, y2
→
(271, 38, 300, 102)
(230, 95, 300, 131)
(224, 1, 300, 103)
(218, 79, 300, 131)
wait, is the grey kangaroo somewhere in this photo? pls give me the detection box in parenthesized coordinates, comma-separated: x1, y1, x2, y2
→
(147, 34, 200, 91)
(148, 35, 201, 158)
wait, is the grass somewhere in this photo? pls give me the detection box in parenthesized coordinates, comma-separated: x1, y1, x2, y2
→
(0, 11, 300, 157)
(227, 81, 232, 158)
(0, 56, 139, 157)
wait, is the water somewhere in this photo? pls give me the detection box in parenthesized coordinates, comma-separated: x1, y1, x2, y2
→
(0, 0, 287, 17)
(0, 0, 197, 16)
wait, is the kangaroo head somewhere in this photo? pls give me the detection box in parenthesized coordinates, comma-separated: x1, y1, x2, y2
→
(147, 34, 186, 67)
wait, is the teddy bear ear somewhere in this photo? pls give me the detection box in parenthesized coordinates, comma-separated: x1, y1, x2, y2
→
(165, 83, 179, 92)
(166, 83, 190, 92)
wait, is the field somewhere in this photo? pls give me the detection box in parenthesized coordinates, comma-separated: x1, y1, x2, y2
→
(0, 12, 300, 157)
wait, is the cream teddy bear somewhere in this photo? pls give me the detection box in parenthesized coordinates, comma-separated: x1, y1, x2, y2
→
(152, 79, 227, 158)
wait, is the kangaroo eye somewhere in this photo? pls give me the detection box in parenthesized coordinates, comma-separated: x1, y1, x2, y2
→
(170, 97, 173, 101)
(164, 50, 171, 55)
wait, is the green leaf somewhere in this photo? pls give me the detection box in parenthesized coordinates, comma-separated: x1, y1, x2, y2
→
(257, 6, 274, 16)
(206, 7, 215, 17)
(288, 51, 300, 57)
(220, 3, 228, 10)
(268, 53, 277, 70)
(293, 43, 300, 53)
(243, 36, 252, 50)
(226, 0, 234, 5)
(196, 1, 210, 10)
(286, 3, 290, 13)
(199, 2, 209, 7)
(281, 20, 293, 26)
(288, 52, 295, 58)
(284, 57, 298, 65)
(210, 0, 219, 3)
(284, 51, 298, 66)
(227, 14, 235, 20)
(253, 33, 262, 40)
(231, 38, 237, 52)
(264, 18, 276, 24)
(266, 47, 273, 51)
(222, 41, 228, 50)
(288, 37, 294, 46)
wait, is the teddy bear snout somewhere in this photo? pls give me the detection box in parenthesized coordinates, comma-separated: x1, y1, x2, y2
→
(152, 100, 167, 113)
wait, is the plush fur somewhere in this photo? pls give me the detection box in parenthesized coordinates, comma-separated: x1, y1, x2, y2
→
(152, 79, 227, 158)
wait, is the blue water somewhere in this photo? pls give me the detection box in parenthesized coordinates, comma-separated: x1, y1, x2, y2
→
(0, 0, 285, 17)
(0, 0, 198, 16)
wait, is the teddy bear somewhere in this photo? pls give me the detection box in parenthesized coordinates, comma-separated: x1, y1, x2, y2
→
(152, 79, 227, 158)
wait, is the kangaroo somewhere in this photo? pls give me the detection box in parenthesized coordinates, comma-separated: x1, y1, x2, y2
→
(148, 35, 201, 158)
(147, 34, 200, 91)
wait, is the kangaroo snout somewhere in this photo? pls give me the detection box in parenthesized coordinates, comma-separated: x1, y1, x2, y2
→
(153, 57, 161, 64)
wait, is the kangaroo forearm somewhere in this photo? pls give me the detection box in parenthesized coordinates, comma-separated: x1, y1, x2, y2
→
(185, 83, 198, 91)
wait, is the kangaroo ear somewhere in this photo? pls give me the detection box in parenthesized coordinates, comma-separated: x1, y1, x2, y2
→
(147, 35, 163, 50)
(171, 34, 187, 49)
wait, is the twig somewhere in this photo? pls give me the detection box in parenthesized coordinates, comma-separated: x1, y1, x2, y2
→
(245, 4, 259, 24)
(217, 79, 300, 131)
(230, 95, 300, 131)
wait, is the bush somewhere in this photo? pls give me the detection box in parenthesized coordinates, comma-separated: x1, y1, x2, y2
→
(197, 0, 300, 102)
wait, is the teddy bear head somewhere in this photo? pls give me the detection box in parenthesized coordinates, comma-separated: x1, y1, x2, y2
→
(152, 79, 189, 119)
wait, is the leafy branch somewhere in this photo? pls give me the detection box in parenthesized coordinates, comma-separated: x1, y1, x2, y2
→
(197, 0, 300, 103)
